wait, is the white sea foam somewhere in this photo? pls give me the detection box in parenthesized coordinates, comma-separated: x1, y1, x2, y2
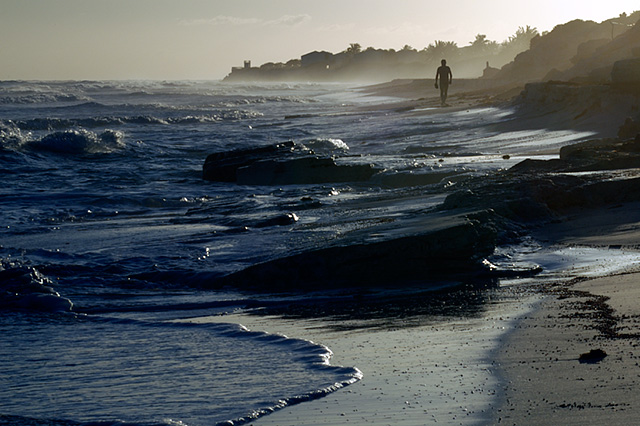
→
(303, 137, 349, 154)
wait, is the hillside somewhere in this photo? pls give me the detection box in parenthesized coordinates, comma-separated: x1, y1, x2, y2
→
(492, 11, 640, 85)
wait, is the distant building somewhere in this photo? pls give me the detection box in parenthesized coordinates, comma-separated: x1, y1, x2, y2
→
(231, 60, 253, 73)
(482, 61, 500, 79)
(301, 51, 334, 68)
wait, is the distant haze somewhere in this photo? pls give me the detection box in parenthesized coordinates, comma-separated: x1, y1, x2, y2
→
(1, 0, 638, 80)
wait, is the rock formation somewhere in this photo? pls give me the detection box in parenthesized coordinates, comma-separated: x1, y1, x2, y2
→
(203, 142, 379, 185)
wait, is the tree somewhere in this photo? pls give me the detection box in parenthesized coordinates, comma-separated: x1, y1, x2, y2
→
(345, 43, 362, 55)
(471, 34, 489, 47)
(504, 26, 539, 51)
(425, 40, 458, 61)
(468, 34, 499, 56)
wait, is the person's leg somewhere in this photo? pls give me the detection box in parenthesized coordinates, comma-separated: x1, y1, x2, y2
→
(440, 84, 448, 104)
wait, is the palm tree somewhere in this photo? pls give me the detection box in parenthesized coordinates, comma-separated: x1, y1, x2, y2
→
(425, 40, 458, 61)
(345, 43, 362, 55)
(469, 34, 499, 55)
(504, 26, 539, 51)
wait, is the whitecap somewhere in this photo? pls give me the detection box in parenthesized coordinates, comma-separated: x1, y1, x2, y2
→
(29, 129, 125, 154)
(303, 138, 350, 154)
(0, 121, 27, 150)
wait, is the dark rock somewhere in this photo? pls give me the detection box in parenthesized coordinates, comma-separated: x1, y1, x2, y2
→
(203, 141, 302, 182)
(237, 156, 378, 185)
(203, 141, 379, 185)
(440, 173, 589, 221)
(579, 177, 640, 205)
(507, 137, 640, 174)
(508, 158, 568, 173)
(209, 220, 497, 292)
(618, 117, 640, 140)
(559, 138, 640, 171)
(578, 348, 607, 363)
(559, 138, 619, 161)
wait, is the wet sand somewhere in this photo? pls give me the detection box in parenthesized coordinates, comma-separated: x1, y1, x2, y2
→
(195, 259, 640, 426)
(355, 78, 515, 117)
(494, 203, 640, 425)
(495, 271, 640, 425)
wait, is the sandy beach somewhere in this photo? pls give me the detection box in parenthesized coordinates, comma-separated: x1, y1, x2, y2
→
(494, 271, 640, 425)
(493, 198, 640, 425)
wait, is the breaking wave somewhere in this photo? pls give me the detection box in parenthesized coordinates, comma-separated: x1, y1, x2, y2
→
(0, 124, 126, 154)
(29, 129, 126, 154)
(303, 137, 350, 154)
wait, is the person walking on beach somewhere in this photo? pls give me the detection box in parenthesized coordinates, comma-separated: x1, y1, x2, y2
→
(435, 59, 453, 106)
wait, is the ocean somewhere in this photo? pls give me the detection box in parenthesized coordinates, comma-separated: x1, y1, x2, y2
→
(0, 80, 620, 425)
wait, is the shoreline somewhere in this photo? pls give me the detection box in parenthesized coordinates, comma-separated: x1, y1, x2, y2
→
(359, 77, 640, 138)
(237, 81, 640, 424)
(203, 250, 640, 425)
(353, 78, 515, 117)
(190, 286, 540, 426)
(196, 80, 640, 424)
(491, 196, 640, 424)
(180, 80, 640, 425)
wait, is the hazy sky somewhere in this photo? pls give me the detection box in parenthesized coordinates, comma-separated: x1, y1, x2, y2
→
(1, 0, 638, 80)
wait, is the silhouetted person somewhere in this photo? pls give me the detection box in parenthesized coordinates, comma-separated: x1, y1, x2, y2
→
(435, 59, 453, 106)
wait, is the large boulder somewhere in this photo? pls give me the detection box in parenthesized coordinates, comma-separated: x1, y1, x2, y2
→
(203, 141, 379, 185)
(236, 156, 377, 185)
(203, 141, 301, 182)
(506, 137, 640, 174)
(210, 219, 498, 291)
